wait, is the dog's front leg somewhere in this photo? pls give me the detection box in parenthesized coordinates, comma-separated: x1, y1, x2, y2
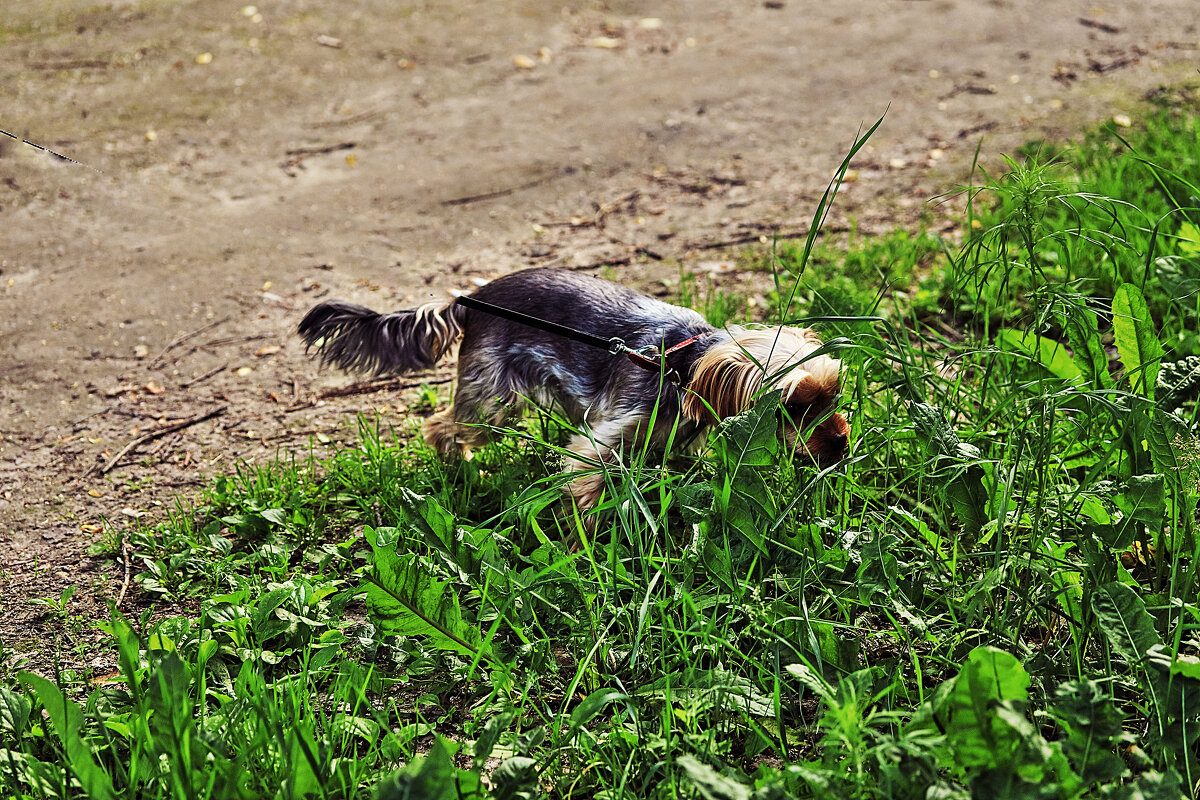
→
(564, 436, 614, 523)
(563, 414, 646, 529)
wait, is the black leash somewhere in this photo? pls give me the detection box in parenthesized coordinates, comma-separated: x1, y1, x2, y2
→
(455, 294, 699, 386)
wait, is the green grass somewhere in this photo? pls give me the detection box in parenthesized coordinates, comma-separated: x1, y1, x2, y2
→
(4, 92, 1200, 798)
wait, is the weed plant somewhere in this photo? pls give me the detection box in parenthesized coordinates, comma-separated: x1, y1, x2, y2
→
(3, 95, 1200, 798)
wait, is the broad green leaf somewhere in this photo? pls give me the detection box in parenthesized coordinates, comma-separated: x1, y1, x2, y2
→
(1091, 582, 1162, 668)
(1064, 304, 1114, 389)
(286, 725, 322, 798)
(472, 710, 515, 769)
(1168, 652, 1200, 681)
(1115, 474, 1165, 528)
(1048, 680, 1129, 785)
(713, 388, 782, 470)
(570, 689, 630, 729)
(717, 473, 770, 555)
(996, 329, 1083, 382)
(701, 538, 734, 591)
(638, 669, 774, 717)
(785, 663, 832, 699)
(1144, 409, 1198, 551)
(490, 757, 539, 797)
(393, 490, 510, 586)
(676, 755, 751, 800)
(372, 737, 482, 800)
(809, 620, 862, 674)
(1112, 284, 1165, 400)
(17, 673, 115, 800)
(0, 687, 31, 736)
(1157, 355, 1200, 410)
(1108, 768, 1185, 799)
(1178, 220, 1200, 256)
(250, 587, 293, 631)
(934, 647, 1030, 769)
(363, 526, 489, 662)
(673, 481, 715, 526)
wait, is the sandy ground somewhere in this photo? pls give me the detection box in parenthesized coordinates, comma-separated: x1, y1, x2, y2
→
(2, 0, 1197, 659)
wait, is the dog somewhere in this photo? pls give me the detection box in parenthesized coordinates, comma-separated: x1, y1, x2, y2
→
(298, 268, 849, 520)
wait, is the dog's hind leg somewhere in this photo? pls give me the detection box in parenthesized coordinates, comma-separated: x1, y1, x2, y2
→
(422, 359, 519, 457)
(422, 405, 498, 458)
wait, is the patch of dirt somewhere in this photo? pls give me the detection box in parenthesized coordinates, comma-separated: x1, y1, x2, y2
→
(2, 0, 1196, 664)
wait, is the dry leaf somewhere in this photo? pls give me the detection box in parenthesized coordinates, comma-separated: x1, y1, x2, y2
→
(88, 490, 105, 498)
(80, 523, 104, 533)
(144, 380, 165, 395)
(256, 345, 282, 357)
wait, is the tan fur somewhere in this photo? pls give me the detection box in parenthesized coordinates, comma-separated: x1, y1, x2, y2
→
(682, 327, 840, 423)
(302, 269, 850, 531)
(413, 302, 463, 364)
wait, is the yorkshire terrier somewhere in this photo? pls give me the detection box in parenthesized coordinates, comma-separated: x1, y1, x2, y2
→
(299, 268, 848, 519)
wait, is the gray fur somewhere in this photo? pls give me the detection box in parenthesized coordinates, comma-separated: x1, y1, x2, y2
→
(297, 299, 465, 375)
(299, 269, 723, 431)
(299, 268, 846, 521)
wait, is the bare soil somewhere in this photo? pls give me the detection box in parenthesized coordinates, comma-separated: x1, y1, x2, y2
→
(2, 0, 1196, 665)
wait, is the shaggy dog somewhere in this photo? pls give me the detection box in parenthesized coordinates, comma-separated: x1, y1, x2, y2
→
(299, 268, 848, 518)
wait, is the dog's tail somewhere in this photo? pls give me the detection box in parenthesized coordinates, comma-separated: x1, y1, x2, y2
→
(297, 299, 465, 375)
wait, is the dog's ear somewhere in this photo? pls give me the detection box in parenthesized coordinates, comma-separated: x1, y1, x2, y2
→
(683, 346, 759, 422)
(684, 327, 843, 423)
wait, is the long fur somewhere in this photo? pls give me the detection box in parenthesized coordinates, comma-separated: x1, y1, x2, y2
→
(300, 268, 849, 518)
(297, 300, 464, 374)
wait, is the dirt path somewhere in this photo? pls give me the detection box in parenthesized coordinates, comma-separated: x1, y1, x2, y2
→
(2, 0, 1196, 654)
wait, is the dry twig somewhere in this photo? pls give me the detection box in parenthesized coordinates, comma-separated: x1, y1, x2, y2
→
(317, 376, 452, 400)
(180, 363, 228, 388)
(83, 406, 228, 479)
(148, 316, 231, 368)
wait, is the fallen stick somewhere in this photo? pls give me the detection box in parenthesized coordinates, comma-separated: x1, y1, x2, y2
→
(440, 175, 554, 207)
(317, 375, 452, 400)
(179, 363, 228, 388)
(148, 316, 231, 368)
(84, 406, 228, 478)
(170, 334, 270, 365)
(692, 224, 851, 251)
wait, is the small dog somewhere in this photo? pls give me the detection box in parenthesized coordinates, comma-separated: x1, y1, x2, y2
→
(299, 268, 848, 518)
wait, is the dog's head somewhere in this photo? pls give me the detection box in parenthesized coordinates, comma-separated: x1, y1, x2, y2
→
(682, 326, 849, 464)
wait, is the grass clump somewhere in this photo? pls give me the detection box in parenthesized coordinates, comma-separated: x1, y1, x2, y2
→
(3, 97, 1200, 798)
